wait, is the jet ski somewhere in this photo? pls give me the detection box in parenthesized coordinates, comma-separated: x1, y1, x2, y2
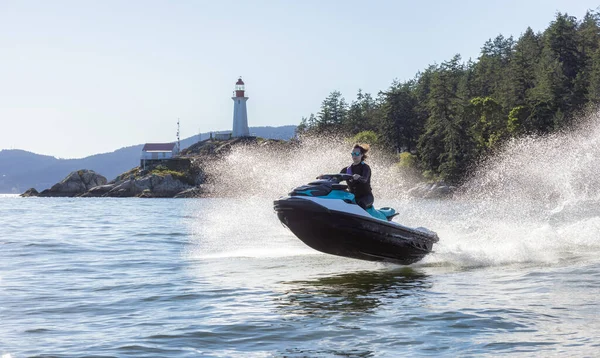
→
(273, 173, 439, 265)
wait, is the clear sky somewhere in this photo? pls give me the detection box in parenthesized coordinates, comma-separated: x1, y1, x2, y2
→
(1, 0, 598, 158)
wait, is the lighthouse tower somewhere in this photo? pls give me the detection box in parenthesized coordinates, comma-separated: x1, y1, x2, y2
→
(232, 77, 249, 137)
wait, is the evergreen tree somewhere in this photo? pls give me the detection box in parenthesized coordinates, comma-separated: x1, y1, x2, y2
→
(315, 91, 348, 134)
(379, 81, 421, 153)
(587, 48, 600, 105)
(543, 13, 583, 115)
(345, 90, 378, 134)
(528, 48, 567, 132)
(412, 66, 436, 138)
(510, 27, 543, 107)
(418, 55, 474, 181)
(296, 11, 600, 184)
(546, 13, 582, 79)
(472, 34, 515, 108)
(577, 10, 600, 107)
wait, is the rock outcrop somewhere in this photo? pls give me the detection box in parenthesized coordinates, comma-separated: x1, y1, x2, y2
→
(19, 137, 293, 199)
(407, 182, 456, 199)
(105, 173, 193, 198)
(79, 184, 116, 197)
(172, 185, 216, 198)
(38, 170, 107, 197)
(181, 136, 288, 157)
(20, 188, 39, 197)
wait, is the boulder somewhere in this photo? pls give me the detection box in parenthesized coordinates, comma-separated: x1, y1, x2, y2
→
(173, 187, 205, 198)
(39, 170, 107, 197)
(149, 174, 192, 197)
(138, 189, 154, 198)
(80, 184, 116, 197)
(104, 179, 138, 197)
(104, 173, 193, 198)
(20, 188, 39, 197)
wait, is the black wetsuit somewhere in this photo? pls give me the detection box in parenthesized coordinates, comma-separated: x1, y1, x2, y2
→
(340, 162, 374, 210)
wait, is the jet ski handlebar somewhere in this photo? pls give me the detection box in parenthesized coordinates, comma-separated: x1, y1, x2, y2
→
(316, 174, 353, 183)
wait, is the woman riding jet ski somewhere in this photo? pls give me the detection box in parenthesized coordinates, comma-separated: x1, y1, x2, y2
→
(343, 144, 374, 210)
(274, 146, 439, 265)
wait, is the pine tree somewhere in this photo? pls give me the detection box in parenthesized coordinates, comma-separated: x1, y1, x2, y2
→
(296, 11, 600, 184)
(418, 55, 474, 181)
(345, 90, 378, 134)
(316, 91, 348, 134)
(528, 47, 567, 132)
(544, 13, 583, 116)
(472, 35, 515, 108)
(577, 10, 600, 108)
(511, 27, 543, 107)
(587, 48, 600, 105)
(379, 81, 421, 153)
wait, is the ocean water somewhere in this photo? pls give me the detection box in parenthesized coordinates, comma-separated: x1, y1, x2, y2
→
(1, 194, 600, 357)
(3, 114, 600, 357)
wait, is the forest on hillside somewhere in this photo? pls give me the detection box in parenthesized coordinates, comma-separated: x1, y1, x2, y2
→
(296, 11, 600, 183)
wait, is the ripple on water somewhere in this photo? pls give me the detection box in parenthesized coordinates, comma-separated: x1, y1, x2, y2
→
(2, 197, 600, 357)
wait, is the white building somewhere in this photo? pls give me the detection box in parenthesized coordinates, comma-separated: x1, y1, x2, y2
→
(140, 143, 177, 169)
(232, 77, 250, 137)
(214, 132, 232, 141)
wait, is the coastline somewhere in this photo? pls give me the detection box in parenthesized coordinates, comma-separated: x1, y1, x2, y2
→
(15, 136, 457, 200)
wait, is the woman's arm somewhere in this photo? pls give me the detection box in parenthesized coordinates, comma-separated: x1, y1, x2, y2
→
(356, 165, 370, 183)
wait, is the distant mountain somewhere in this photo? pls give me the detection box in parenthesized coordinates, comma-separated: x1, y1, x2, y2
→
(0, 125, 296, 193)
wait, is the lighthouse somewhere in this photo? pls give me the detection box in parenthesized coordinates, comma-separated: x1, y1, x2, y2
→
(232, 77, 250, 137)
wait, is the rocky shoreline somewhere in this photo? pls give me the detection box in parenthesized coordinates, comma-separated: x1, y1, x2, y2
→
(20, 137, 284, 199)
(20, 137, 456, 199)
(20, 167, 198, 199)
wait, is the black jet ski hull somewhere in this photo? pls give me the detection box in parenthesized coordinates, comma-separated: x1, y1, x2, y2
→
(274, 197, 438, 265)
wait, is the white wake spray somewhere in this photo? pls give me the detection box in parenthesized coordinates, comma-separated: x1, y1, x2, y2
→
(427, 111, 600, 267)
(187, 136, 416, 263)
(200, 136, 417, 200)
(189, 113, 600, 269)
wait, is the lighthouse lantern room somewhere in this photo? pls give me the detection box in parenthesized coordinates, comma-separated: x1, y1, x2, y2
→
(232, 77, 250, 137)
